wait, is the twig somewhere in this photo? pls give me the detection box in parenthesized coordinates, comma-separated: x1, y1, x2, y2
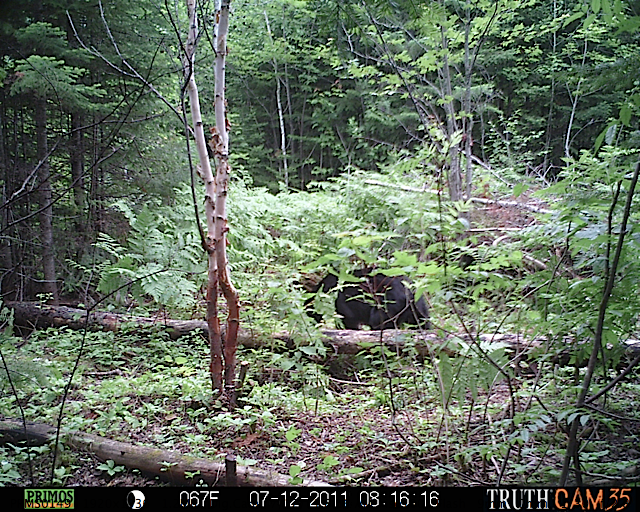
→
(67, 6, 184, 123)
(586, 353, 640, 404)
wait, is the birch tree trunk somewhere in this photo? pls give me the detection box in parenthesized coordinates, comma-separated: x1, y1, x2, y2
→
(264, 10, 288, 188)
(212, 0, 240, 399)
(564, 37, 588, 160)
(183, 0, 239, 399)
(543, 0, 558, 173)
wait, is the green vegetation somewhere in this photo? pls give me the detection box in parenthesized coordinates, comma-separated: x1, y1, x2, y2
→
(1, 0, 639, 488)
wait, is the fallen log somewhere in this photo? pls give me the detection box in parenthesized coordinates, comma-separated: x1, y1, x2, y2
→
(13, 302, 639, 363)
(6, 301, 459, 356)
(13, 302, 583, 369)
(8, 301, 207, 340)
(363, 179, 553, 214)
(0, 418, 328, 487)
(11, 303, 638, 379)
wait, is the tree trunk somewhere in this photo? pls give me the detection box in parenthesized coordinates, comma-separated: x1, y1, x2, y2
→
(264, 10, 288, 188)
(184, 0, 239, 399)
(34, 96, 58, 304)
(0, 103, 16, 298)
(362, 180, 552, 214)
(213, 0, 240, 400)
(6, 301, 446, 356)
(88, 106, 106, 237)
(6, 302, 569, 364)
(70, 112, 86, 250)
(463, 9, 473, 200)
(560, 161, 640, 485)
(439, 25, 462, 202)
(183, 0, 222, 393)
(564, 37, 588, 160)
(542, 0, 558, 173)
(8, 301, 210, 340)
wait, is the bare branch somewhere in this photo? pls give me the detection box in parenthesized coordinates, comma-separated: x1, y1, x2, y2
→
(66, 7, 184, 122)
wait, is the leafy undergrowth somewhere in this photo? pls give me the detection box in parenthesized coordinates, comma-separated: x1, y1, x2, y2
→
(2, 324, 639, 487)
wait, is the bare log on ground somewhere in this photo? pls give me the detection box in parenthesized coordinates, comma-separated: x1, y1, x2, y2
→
(7, 302, 538, 358)
(11, 302, 639, 371)
(0, 418, 328, 487)
(8, 301, 208, 340)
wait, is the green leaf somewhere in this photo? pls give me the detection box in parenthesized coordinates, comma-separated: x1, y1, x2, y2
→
(289, 465, 302, 477)
(336, 247, 356, 259)
(298, 346, 319, 356)
(605, 124, 618, 145)
(513, 183, 529, 198)
(613, 0, 623, 15)
(286, 427, 302, 441)
(391, 251, 418, 267)
(619, 104, 631, 126)
(564, 11, 585, 27)
(583, 14, 597, 29)
(318, 455, 340, 469)
(378, 267, 407, 277)
(594, 126, 608, 152)
(279, 359, 296, 371)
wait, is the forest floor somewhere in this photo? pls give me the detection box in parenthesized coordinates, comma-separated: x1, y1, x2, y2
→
(11, 348, 640, 489)
(17, 375, 520, 487)
(6, 199, 640, 487)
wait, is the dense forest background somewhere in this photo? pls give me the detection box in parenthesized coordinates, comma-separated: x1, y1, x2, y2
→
(2, 0, 638, 304)
(1, 0, 640, 489)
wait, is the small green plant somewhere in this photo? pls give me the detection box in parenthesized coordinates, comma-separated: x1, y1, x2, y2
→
(184, 470, 201, 481)
(96, 459, 125, 477)
(284, 426, 302, 455)
(316, 455, 340, 473)
(0, 447, 21, 485)
(159, 461, 179, 473)
(288, 464, 303, 485)
(52, 465, 75, 485)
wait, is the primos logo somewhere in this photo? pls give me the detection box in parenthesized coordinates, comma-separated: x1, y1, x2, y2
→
(24, 489, 75, 509)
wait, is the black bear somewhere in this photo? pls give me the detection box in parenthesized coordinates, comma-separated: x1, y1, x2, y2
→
(307, 269, 429, 330)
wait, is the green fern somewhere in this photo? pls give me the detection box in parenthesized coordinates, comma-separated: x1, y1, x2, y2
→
(95, 195, 206, 311)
